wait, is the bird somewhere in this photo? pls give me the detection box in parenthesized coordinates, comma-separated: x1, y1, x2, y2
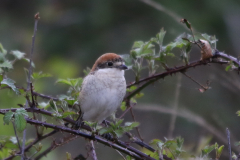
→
(78, 53, 128, 124)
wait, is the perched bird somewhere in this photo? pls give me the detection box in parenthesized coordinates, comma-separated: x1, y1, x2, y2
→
(78, 53, 128, 123)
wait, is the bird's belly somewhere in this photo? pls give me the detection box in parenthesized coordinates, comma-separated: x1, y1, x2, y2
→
(81, 87, 124, 122)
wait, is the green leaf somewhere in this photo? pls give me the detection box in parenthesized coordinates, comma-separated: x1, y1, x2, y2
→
(225, 65, 232, 71)
(126, 86, 137, 92)
(3, 110, 14, 125)
(114, 129, 125, 138)
(120, 102, 126, 111)
(14, 112, 27, 132)
(9, 137, 18, 144)
(132, 41, 144, 48)
(201, 145, 215, 157)
(62, 111, 77, 118)
(11, 50, 25, 59)
(156, 28, 166, 46)
(49, 99, 58, 112)
(98, 128, 112, 135)
(32, 71, 52, 80)
(83, 67, 91, 76)
(125, 122, 139, 128)
(126, 155, 133, 160)
(0, 43, 7, 55)
(181, 19, 191, 29)
(15, 108, 28, 117)
(176, 137, 184, 149)
(1, 78, 20, 95)
(135, 92, 144, 98)
(216, 145, 224, 159)
(0, 60, 13, 69)
(38, 102, 49, 109)
(64, 99, 77, 106)
(0, 53, 6, 63)
(0, 75, 3, 82)
(56, 78, 83, 87)
(56, 79, 72, 86)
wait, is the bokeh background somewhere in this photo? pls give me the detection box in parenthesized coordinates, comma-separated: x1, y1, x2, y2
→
(1, 0, 240, 159)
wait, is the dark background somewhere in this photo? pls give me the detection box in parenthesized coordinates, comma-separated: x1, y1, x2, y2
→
(0, 0, 240, 159)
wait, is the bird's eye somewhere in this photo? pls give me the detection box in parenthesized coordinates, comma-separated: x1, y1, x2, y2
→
(107, 62, 113, 66)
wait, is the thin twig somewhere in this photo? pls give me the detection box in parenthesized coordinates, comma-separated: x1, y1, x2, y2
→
(226, 128, 232, 160)
(35, 135, 79, 160)
(168, 74, 181, 138)
(35, 141, 56, 160)
(21, 12, 40, 160)
(115, 149, 127, 160)
(90, 140, 98, 160)
(127, 53, 229, 89)
(119, 103, 134, 119)
(12, 121, 22, 152)
(130, 107, 143, 141)
(181, 72, 208, 91)
(27, 13, 39, 87)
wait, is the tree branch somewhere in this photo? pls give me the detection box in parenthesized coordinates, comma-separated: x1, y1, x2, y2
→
(0, 109, 156, 160)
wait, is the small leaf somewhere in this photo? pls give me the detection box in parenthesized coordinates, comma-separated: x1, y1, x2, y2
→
(56, 78, 83, 87)
(83, 67, 91, 76)
(3, 110, 14, 125)
(114, 129, 125, 138)
(9, 137, 18, 144)
(32, 71, 52, 80)
(62, 111, 77, 118)
(201, 145, 215, 157)
(156, 28, 166, 46)
(126, 86, 137, 92)
(176, 136, 184, 148)
(98, 128, 112, 135)
(216, 145, 224, 159)
(132, 41, 144, 48)
(14, 112, 27, 132)
(135, 92, 144, 98)
(120, 102, 126, 111)
(64, 99, 77, 106)
(16, 108, 28, 117)
(49, 99, 58, 112)
(1, 78, 20, 95)
(180, 19, 192, 29)
(11, 50, 25, 60)
(0, 43, 7, 55)
(66, 152, 72, 160)
(225, 65, 232, 71)
(125, 122, 139, 128)
(0, 60, 13, 69)
(0, 75, 3, 82)
(38, 102, 49, 109)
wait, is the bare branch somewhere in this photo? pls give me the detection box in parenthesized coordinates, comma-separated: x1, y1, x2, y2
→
(21, 12, 40, 160)
(89, 140, 98, 160)
(226, 128, 232, 160)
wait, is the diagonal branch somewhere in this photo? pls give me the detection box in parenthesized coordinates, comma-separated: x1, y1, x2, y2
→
(0, 108, 158, 160)
(23, 117, 154, 160)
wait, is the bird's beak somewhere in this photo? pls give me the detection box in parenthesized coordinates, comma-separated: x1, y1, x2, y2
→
(118, 64, 128, 70)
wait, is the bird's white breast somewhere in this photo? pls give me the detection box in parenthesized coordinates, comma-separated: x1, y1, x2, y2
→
(78, 68, 126, 123)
